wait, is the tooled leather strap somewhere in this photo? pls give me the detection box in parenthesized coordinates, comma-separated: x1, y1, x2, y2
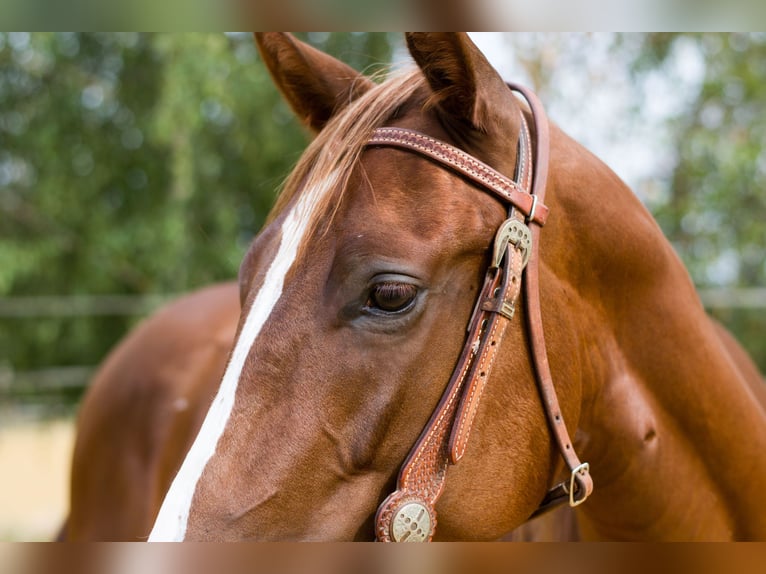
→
(370, 118, 533, 542)
(368, 128, 548, 226)
(448, 112, 534, 464)
(368, 84, 592, 542)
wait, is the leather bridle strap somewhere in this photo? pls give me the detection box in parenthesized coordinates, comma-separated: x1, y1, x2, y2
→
(511, 83, 593, 518)
(367, 84, 592, 542)
(365, 127, 548, 226)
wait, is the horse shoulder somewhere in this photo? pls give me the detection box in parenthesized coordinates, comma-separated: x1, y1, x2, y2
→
(580, 250, 766, 538)
(66, 282, 240, 540)
(546, 131, 766, 538)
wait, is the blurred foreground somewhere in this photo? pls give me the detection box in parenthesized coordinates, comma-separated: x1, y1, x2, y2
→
(1, 535, 765, 574)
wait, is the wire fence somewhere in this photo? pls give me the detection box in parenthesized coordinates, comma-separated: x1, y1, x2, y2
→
(697, 288, 766, 309)
(0, 294, 176, 318)
(0, 293, 177, 409)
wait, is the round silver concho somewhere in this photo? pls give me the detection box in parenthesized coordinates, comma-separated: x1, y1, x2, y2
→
(390, 502, 432, 542)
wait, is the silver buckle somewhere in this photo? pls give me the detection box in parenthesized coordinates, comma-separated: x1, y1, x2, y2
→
(527, 194, 539, 223)
(492, 218, 532, 269)
(568, 462, 590, 507)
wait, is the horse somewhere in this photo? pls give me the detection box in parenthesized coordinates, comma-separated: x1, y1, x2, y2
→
(63, 282, 240, 540)
(62, 33, 766, 541)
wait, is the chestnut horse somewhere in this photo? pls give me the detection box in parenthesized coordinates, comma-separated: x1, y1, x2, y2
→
(63, 33, 766, 541)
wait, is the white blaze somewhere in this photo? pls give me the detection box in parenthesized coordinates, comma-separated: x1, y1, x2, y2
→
(148, 173, 337, 541)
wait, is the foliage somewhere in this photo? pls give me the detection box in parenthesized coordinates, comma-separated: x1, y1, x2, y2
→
(0, 33, 393, 379)
(641, 34, 766, 367)
(650, 34, 766, 288)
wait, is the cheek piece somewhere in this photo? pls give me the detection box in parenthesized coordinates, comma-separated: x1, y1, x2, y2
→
(367, 83, 592, 542)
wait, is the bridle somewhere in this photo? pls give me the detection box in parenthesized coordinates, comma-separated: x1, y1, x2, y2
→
(366, 83, 593, 542)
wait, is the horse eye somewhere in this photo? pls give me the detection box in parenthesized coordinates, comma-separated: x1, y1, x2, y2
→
(366, 282, 418, 313)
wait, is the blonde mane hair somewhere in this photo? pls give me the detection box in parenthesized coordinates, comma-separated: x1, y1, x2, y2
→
(266, 68, 427, 238)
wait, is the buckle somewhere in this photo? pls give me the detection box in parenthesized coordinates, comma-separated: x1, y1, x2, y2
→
(568, 462, 591, 507)
(492, 218, 532, 268)
(527, 194, 539, 223)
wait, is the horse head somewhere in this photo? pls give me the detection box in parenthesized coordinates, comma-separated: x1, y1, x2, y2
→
(148, 33, 766, 542)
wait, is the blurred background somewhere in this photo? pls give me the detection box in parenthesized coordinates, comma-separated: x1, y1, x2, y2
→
(0, 32, 764, 540)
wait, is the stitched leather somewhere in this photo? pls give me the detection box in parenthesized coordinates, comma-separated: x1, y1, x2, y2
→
(368, 128, 549, 226)
(450, 238, 525, 462)
(369, 84, 592, 542)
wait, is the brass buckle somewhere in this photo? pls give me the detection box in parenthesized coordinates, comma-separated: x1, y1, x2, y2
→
(492, 218, 532, 269)
(568, 462, 590, 507)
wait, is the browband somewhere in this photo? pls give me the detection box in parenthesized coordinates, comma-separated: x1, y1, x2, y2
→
(368, 127, 549, 226)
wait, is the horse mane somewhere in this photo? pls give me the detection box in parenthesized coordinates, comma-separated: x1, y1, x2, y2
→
(265, 68, 426, 239)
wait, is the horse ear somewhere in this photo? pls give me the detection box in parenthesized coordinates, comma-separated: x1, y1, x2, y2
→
(255, 33, 375, 132)
(405, 33, 517, 133)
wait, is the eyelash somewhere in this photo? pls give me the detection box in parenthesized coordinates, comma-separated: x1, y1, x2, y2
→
(365, 281, 418, 314)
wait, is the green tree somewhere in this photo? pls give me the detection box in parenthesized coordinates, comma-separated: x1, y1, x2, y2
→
(646, 34, 766, 369)
(0, 33, 393, 401)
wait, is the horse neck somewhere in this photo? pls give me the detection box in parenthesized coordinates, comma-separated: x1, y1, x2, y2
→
(543, 129, 766, 540)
